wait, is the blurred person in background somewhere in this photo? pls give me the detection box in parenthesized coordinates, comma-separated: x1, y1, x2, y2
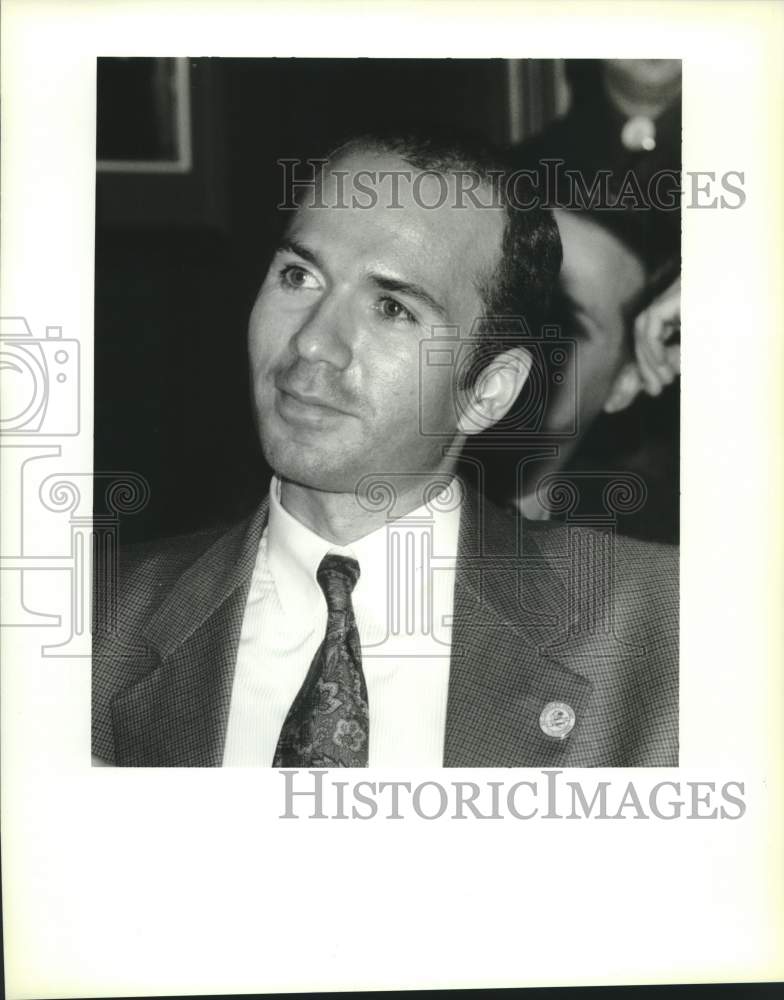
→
(511, 59, 681, 541)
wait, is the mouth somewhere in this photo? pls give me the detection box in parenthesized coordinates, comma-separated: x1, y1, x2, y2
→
(274, 382, 354, 425)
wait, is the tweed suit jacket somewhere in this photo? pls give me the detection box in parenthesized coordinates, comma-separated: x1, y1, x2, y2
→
(92, 483, 678, 767)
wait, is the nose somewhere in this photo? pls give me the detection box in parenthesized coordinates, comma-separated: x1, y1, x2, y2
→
(291, 290, 353, 370)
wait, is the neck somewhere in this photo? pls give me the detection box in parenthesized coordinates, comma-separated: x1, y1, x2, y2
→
(279, 462, 460, 545)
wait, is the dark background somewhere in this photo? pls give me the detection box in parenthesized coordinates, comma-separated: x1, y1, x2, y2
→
(95, 58, 678, 544)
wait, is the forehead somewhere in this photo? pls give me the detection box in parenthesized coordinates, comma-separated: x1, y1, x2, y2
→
(287, 149, 505, 318)
(555, 209, 645, 315)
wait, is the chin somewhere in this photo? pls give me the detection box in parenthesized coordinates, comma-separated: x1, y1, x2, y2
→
(260, 434, 363, 495)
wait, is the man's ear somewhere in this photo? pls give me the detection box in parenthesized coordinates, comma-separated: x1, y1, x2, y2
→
(457, 347, 533, 435)
(604, 360, 644, 414)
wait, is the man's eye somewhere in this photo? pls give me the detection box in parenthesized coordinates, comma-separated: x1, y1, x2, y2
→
(378, 297, 416, 323)
(279, 264, 319, 290)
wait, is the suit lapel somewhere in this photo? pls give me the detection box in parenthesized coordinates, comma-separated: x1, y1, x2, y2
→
(111, 485, 595, 767)
(443, 485, 594, 767)
(111, 501, 269, 766)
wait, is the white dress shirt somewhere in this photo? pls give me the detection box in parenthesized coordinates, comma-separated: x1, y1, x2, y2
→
(222, 477, 462, 767)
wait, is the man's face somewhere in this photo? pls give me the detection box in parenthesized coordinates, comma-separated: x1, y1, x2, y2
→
(248, 150, 504, 495)
(545, 209, 645, 439)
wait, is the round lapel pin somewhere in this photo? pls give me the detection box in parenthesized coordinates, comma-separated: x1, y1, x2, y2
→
(539, 701, 576, 739)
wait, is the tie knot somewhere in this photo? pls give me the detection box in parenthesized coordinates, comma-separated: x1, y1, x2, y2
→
(317, 553, 360, 614)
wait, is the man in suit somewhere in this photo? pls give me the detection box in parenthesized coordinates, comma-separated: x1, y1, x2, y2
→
(92, 133, 678, 768)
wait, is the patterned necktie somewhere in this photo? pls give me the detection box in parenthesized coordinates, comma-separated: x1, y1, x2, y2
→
(272, 553, 369, 767)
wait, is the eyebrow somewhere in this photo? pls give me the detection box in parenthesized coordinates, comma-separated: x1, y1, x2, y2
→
(275, 237, 448, 320)
(369, 274, 448, 320)
(275, 237, 322, 269)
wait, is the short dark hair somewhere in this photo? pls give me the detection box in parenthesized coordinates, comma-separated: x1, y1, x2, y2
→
(323, 130, 563, 389)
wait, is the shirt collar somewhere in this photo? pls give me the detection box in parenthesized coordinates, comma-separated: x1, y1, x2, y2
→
(266, 476, 350, 623)
(265, 475, 462, 627)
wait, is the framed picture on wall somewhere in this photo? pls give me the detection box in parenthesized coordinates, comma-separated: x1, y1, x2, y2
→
(97, 57, 192, 173)
(96, 57, 226, 228)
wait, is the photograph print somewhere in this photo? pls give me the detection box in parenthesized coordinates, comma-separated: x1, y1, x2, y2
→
(92, 58, 681, 768)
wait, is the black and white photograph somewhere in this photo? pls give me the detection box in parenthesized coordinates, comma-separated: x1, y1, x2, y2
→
(92, 57, 681, 769)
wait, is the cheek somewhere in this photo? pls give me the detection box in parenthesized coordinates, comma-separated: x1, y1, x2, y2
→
(381, 350, 456, 437)
(362, 341, 426, 418)
(248, 293, 288, 371)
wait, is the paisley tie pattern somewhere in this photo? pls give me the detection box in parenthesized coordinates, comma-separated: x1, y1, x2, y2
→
(272, 554, 368, 767)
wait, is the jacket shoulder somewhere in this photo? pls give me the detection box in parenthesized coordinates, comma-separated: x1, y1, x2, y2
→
(524, 517, 678, 586)
(91, 520, 240, 763)
(94, 522, 234, 638)
(524, 519, 679, 765)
